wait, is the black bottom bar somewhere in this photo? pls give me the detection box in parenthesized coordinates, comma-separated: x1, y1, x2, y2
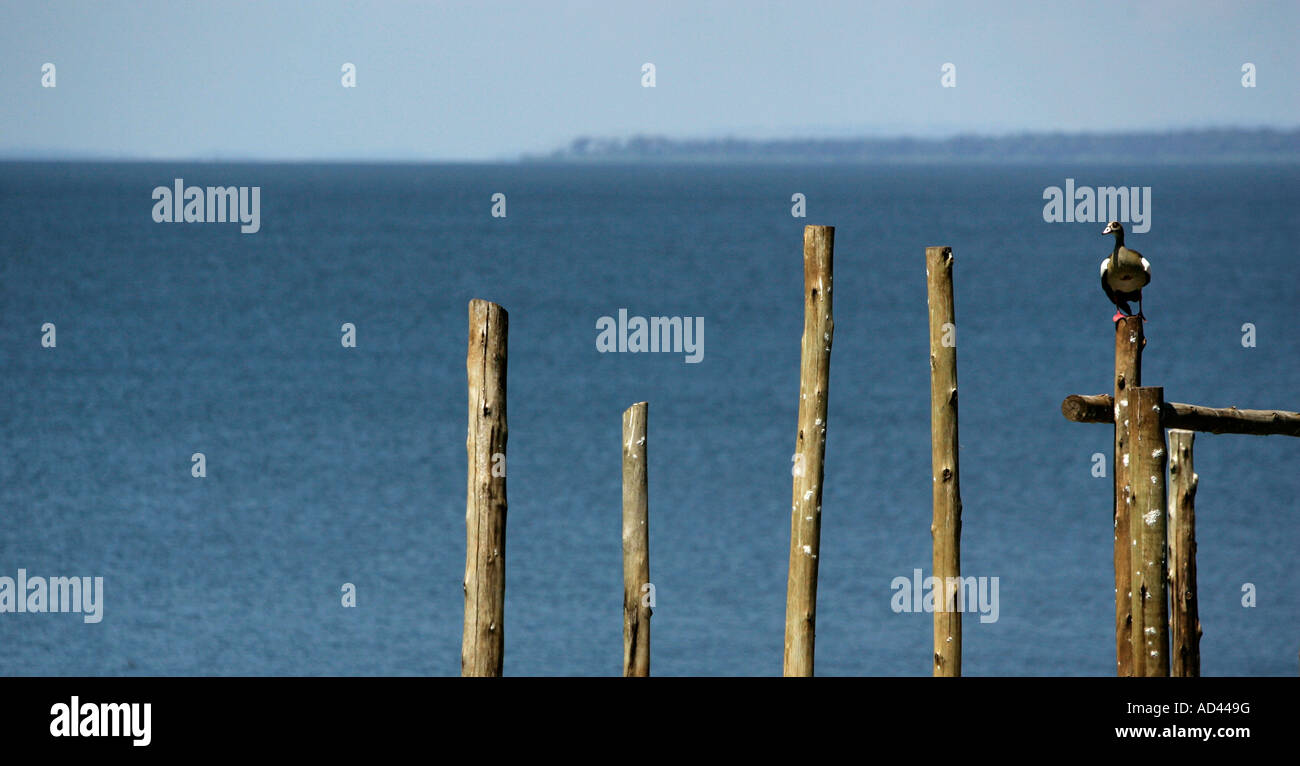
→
(2, 677, 1288, 753)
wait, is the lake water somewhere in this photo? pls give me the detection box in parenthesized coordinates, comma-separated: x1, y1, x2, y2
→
(1, 161, 1296, 675)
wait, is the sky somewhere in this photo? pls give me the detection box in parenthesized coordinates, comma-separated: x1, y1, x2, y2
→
(1, 0, 1296, 160)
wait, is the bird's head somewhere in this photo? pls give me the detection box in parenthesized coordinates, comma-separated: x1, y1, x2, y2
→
(1102, 221, 1123, 236)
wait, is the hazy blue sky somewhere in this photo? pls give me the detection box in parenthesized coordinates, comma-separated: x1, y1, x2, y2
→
(2, 0, 1296, 160)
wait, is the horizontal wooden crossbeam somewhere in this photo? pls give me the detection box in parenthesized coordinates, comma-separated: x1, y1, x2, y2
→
(1062, 394, 1300, 437)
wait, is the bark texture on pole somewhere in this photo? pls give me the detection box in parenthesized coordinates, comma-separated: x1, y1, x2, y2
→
(926, 246, 962, 677)
(1168, 429, 1201, 677)
(622, 402, 651, 677)
(1159, 403, 1300, 436)
(1061, 394, 1123, 424)
(783, 224, 834, 677)
(463, 299, 508, 677)
(1063, 393, 1300, 437)
(1130, 386, 1169, 677)
(1113, 316, 1143, 676)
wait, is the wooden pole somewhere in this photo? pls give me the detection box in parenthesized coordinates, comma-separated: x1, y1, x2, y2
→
(1130, 386, 1169, 677)
(926, 246, 962, 677)
(1168, 429, 1201, 677)
(1160, 403, 1300, 436)
(622, 402, 651, 677)
(783, 224, 834, 677)
(1062, 394, 1130, 423)
(462, 299, 508, 677)
(1063, 394, 1300, 437)
(1113, 316, 1143, 676)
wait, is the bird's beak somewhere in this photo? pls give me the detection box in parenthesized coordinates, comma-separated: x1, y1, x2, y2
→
(1101, 226, 1111, 234)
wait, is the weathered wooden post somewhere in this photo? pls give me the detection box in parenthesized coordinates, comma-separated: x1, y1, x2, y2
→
(1168, 429, 1201, 677)
(1063, 394, 1300, 436)
(1129, 386, 1169, 677)
(1064, 391, 1300, 670)
(926, 246, 962, 677)
(622, 401, 651, 677)
(1063, 296, 1300, 672)
(462, 299, 508, 677)
(1113, 315, 1144, 677)
(784, 224, 833, 677)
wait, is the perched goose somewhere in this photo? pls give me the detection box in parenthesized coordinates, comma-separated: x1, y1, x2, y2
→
(1099, 220, 1150, 321)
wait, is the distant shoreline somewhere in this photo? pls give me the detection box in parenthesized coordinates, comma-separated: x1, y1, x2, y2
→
(2, 127, 1299, 165)
(526, 127, 1300, 164)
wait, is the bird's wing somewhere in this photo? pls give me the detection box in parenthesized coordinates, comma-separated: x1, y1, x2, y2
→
(1100, 260, 1118, 305)
(1140, 257, 1150, 273)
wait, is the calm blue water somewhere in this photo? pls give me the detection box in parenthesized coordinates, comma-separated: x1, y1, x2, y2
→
(1, 161, 1297, 676)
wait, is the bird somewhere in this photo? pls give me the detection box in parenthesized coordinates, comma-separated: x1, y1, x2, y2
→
(1099, 220, 1150, 322)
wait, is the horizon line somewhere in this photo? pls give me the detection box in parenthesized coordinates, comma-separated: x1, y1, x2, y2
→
(4, 125, 1298, 164)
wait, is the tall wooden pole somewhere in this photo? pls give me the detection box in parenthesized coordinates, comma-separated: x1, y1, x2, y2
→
(1130, 385, 1169, 677)
(1113, 316, 1144, 676)
(783, 224, 834, 677)
(622, 402, 651, 677)
(1168, 429, 1201, 677)
(463, 299, 508, 677)
(926, 246, 962, 677)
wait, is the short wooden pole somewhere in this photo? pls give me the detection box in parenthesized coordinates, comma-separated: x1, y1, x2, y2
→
(1130, 386, 1169, 677)
(622, 402, 651, 677)
(783, 224, 834, 677)
(1168, 429, 1201, 677)
(462, 299, 508, 677)
(1113, 316, 1143, 677)
(926, 246, 962, 677)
